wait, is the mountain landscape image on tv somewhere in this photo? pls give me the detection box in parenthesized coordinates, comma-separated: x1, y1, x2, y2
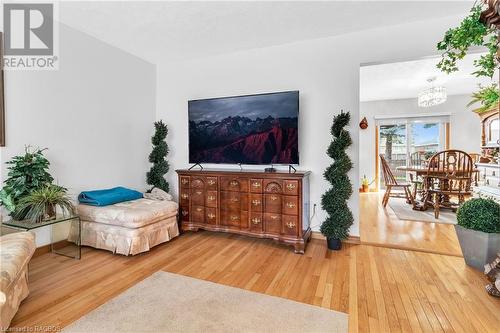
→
(188, 91, 299, 165)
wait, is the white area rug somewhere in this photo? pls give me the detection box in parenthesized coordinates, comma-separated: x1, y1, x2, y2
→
(63, 271, 348, 333)
(389, 198, 457, 224)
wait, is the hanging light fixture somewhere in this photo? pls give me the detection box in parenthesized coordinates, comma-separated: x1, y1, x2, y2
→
(418, 77, 447, 108)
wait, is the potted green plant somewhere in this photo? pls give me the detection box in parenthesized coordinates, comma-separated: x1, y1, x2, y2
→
(320, 111, 353, 250)
(455, 198, 500, 270)
(360, 175, 373, 192)
(0, 147, 54, 219)
(16, 185, 75, 222)
(146, 120, 170, 193)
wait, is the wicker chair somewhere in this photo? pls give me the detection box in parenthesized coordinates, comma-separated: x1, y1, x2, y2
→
(379, 154, 414, 207)
(422, 150, 474, 218)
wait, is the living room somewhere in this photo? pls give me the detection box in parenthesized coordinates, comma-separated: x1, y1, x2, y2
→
(0, 1, 499, 332)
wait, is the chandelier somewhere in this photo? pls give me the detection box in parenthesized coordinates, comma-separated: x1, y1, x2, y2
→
(418, 77, 447, 108)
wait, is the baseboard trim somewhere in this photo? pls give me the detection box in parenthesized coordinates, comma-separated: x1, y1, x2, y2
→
(311, 231, 360, 244)
(33, 240, 73, 258)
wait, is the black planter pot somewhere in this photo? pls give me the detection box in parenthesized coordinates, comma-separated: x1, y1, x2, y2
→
(327, 237, 342, 250)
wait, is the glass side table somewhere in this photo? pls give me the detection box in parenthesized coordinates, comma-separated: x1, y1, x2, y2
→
(2, 215, 81, 259)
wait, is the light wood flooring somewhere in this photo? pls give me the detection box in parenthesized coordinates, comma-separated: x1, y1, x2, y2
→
(360, 192, 462, 257)
(12, 231, 499, 332)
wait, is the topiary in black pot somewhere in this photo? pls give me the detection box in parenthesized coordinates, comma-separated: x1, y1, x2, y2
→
(320, 111, 353, 250)
(456, 198, 500, 270)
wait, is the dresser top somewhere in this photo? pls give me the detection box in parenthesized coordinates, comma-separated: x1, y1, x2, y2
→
(176, 168, 311, 178)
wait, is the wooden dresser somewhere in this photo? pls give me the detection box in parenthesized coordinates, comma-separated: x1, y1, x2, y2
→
(176, 169, 311, 253)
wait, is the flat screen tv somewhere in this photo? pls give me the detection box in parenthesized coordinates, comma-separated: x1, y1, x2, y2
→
(188, 91, 299, 165)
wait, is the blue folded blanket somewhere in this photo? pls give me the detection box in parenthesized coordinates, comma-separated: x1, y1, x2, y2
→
(78, 187, 143, 206)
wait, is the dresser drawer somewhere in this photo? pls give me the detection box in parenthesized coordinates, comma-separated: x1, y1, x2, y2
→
(250, 194, 263, 212)
(282, 196, 299, 215)
(264, 179, 283, 194)
(264, 193, 282, 214)
(191, 206, 205, 223)
(205, 208, 217, 225)
(190, 188, 205, 206)
(264, 213, 281, 235)
(206, 190, 217, 208)
(180, 206, 189, 221)
(220, 177, 248, 192)
(190, 177, 206, 189)
(282, 215, 298, 237)
(221, 210, 245, 227)
(180, 176, 190, 188)
(179, 190, 190, 205)
(249, 212, 263, 232)
(206, 177, 218, 190)
(221, 191, 248, 210)
(250, 179, 263, 193)
(283, 180, 299, 195)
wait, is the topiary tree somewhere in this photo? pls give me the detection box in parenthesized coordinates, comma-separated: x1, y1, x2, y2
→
(457, 198, 500, 233)
(320, 111, 353, 248)
(146, 120, 170, 193)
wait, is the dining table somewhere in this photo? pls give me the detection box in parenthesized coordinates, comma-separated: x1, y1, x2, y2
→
(395, 165, 479, 210)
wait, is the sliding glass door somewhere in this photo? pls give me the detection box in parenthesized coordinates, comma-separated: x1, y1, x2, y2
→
(377, 116, 448, 190)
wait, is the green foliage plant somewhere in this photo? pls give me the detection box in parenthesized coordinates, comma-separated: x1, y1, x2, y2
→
(16, 185, 75, 222)
(457, 198, 500, 233)
(320, 111, 354, 240)
(467, 83, 500, 113)
(437, 5, 498, 78)
(1, 147, 54, 218)
(146, 120, 170, 192)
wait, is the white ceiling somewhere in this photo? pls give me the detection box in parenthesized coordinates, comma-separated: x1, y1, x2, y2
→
(360, 53, 496, 101)
(58, 1, 474, 64)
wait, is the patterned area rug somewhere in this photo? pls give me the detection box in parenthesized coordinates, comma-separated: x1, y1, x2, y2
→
(389, 198, 457, 224)
(63, 271, 348, 333)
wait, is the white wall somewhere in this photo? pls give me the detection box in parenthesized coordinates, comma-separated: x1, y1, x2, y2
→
(359, 94, 482, 185)
(1, 24, 156, 246)
(157, 15, 467, 236)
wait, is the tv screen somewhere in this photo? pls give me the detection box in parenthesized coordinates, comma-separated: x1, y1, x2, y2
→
(188, 91, 299, 165)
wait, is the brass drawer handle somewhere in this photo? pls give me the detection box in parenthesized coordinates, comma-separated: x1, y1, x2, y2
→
(252, 199, 261, 205)
(230, 181, 239, 186)
(230, 197, 239, 203)
(196, 207, 203, 212)
(251, 218, 261, 224)
(181, 179, 189, 185)
(270, 215, 278, 220)
(286, 221, 296, 229)
(181, 193, 189, 199)
(208, 195, 216, 201)
(270, 195, 278, 201)
(286, 202, 296, 208)
(208, 213, 215, 219)
(181, 210, 188, 216)
(286, 183, 296, 190)
(252, 182, 261, 188)
(195, 191, 202, 195)
(231, 215, 239, 221)
(208, 180, 216, 185)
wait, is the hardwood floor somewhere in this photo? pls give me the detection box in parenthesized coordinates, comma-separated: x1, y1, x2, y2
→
(360, 192, 463, 257)
(11, 231, 499, 332)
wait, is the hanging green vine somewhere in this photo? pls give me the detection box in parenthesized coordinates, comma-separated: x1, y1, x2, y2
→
(437, 4, 498, 78)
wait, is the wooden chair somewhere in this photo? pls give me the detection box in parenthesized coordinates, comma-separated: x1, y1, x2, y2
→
(409, 151, 426, 199)
(379, 154, 414, 207)
(422, 150, 474, 218)
(468, 152, 481, 185)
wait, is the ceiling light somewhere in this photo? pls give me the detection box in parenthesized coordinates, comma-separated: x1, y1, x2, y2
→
(418, 77, 447, 108)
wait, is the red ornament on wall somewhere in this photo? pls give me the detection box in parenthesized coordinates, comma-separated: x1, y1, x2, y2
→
(359, 117, 368, 129)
